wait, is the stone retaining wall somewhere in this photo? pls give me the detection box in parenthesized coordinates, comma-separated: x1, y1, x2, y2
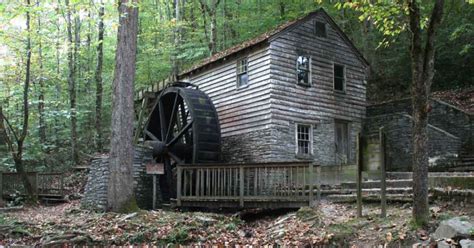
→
(81, 147, 160, 211)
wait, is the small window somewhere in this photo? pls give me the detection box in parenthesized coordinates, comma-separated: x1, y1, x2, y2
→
(236, 58, 248, 87)
(296, 124, 312, 155)
(334, 64, 345, 92)
(296, 56, 311, 86)
(315, 21, 327, 38)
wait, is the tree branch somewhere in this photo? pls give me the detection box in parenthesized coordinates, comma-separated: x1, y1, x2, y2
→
(408, 0, 423, 84)
(422, 0, 444, 89)
(0, 111, 19, 144)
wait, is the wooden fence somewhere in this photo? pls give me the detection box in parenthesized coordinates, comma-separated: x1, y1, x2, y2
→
(0, 172, 64, 199)
(176, 162, 318, 208)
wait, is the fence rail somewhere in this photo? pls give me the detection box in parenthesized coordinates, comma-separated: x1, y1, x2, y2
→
(0, 172, 64, 198)
(177, 162, 316, 208)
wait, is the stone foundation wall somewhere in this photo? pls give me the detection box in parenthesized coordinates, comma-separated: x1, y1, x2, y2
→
(269, 120, 362, 166)
(364, 113, 462, 171)
(82, 147, 160, 211)
(221, 121, 362, 166)
(368, 98, 472, 150)
(221, 129, 275, 163)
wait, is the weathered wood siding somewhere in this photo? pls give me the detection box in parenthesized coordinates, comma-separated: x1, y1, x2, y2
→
(181, 47, 274, 163)
(268, 13, 367, 165)
(182, 46, 272, 138)
(180, 11, 367, 165)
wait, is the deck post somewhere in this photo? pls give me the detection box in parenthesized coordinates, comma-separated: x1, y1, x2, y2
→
(316, 165, 321, 204)
(239, 165, 244, 208)
(0, 172, 3, 200)
(356, 133, 363, 217)
(60, 173, 64, 196)
(309, 163, 314, 206)
(33, 172, 38, 197)
(152, 175, 157, 209)
(380, 127, 387, 218)
(177, 166, 182, 207)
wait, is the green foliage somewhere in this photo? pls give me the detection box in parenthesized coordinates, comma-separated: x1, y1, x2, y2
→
(0, 0, 472, 173)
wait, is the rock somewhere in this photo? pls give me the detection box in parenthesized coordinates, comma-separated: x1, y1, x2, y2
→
(434, 217, 473, 239)
(460, 239, 474, 248)
(437, 240, 450, 248)
(196, 216, 217, 225)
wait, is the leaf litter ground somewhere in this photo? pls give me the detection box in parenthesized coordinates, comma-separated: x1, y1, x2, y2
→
(0, 199, 472, 247)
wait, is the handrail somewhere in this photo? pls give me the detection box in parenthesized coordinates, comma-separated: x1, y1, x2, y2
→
(0, 172, 65, 198)
(176, 162, 316, 208)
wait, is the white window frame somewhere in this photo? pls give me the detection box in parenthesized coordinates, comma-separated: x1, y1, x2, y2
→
(333, 63, 346, 93)
(236, 58, 249, 88)
(296, 55, 312, 86)
(295, 123, 313, 156)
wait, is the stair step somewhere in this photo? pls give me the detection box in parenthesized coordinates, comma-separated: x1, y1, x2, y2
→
(387, 172, 474, 180)
(341, 179, 412, 189)
(327, 193, 412, 203)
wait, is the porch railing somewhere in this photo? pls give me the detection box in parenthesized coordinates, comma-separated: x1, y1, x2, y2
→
(176, 162, 315, 207)
(0, 172, 64, 198)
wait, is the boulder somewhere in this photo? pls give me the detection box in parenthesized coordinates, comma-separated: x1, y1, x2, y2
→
(434, 217, 473, 240)
(460, 239, 474, 248)
(437, 240, 450, 248)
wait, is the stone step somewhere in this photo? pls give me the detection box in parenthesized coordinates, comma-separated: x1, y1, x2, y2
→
(387, 172, 474, 180)
(449, 166, 474, 172)
(341, 179, 412, 189)
(460, 156, 474, 161)
(326, 193, 412, 203)
(320, 187, 412, 196)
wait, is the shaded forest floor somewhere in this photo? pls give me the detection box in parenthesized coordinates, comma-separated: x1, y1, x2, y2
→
(1, 199, 472, 247)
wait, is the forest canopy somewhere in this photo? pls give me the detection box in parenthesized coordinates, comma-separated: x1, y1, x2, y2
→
(0, 0, 472, 171)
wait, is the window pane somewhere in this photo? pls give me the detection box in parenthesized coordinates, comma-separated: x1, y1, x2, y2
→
(334, 65, 344, 78)
(335, 78, 344, 91)
(334, 65, 345, 91)
(297, 56, 310, 85)
(238, 73, 248, 87)
(315, 21, 326, 37)
(297, 124, 311, 155)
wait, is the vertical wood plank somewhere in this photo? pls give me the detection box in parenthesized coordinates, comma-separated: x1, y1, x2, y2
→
(380, 128, 387, 218)
(357, 133, 363, 217)
(309, 164, 314, 205)
(0, 172, 3, 200)
(239, 165, 244, 207)
(205, 168, 209, 196)
(254, 168, 258, 196)
(316, 166, 321, 203)
(152, 175, 156, 209)
(177, 166, 182, 206)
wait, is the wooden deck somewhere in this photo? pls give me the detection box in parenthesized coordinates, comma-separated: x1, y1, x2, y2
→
(176, 162, 319, 209)
(0, 172, 65, 200)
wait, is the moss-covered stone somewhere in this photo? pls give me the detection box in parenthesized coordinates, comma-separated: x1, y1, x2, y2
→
(118, 197, 140, 213)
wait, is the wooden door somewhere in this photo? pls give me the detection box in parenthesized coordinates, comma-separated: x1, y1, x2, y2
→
(335, 121, 349, 164)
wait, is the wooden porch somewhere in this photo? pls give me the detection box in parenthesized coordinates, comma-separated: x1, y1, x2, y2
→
(0, 172, 65, 201)
(175, 162, 319, 209)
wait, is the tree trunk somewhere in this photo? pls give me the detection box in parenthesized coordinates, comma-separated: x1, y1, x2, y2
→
(198, 0, 220, 55)
(65, 0, 78, 164)
(107, 0, 139, 212)
(95, 0, 104, 152)
(409, 0, 444, 226)
(14, 0, 35, 199)
(171, 0, 180, 78)
(209, 8, 217, 54)
(36, 0, 46, 144)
